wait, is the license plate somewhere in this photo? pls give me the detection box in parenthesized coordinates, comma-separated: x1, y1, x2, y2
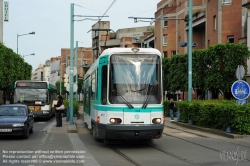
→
(0, 129, 12, 132)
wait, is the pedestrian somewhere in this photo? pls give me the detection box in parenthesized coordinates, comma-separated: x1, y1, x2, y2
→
(168, 98, 175, 122)
(54, 95, 64, 127)
(66, 98, 70, 122)
(177, 99, 182, 122)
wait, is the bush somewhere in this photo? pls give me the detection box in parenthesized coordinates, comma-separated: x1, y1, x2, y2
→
(163, 100, 250, 135)
(73, 100, 80, 117)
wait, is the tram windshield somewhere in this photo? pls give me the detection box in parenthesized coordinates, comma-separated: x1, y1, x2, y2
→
(109, 54, 162, 105)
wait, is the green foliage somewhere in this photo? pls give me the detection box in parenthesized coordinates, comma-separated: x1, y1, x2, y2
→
(163, 100, 250, 135)
(63, 99, 69, 108)
(0, 43, 32, 94)
(163, 43, 250, 98)
(77, 78, 83, 94)
(73, 100, 80, 116)
(55, 81, 66, 95)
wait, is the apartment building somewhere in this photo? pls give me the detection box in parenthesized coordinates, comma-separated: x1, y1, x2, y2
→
(91, 21, 154, 62)
(60, 47, 93, 81)
(154, 0, 250, 99)
(155, 0, 249, 57)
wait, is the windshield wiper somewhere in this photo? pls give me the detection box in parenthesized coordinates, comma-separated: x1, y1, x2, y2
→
(131, 86, 146, 92)
(112, 90, 134, 109)
(142, 82, 158, 109)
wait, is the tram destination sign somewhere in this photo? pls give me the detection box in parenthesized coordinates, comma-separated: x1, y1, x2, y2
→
(16, 82, 47, 88)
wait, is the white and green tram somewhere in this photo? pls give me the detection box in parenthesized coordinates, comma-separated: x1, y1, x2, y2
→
(83, 47, 165, 140)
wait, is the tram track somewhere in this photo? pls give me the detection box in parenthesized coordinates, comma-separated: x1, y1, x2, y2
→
(163, 133, 250, 162)
(165, 125, 250, 150)
(107, 140, 201, 166)
(148, 142, 201, 166)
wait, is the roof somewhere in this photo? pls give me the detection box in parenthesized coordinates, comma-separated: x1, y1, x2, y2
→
(100, 47, 162, 57)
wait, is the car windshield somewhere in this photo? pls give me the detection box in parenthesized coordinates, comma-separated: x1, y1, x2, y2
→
(0, 106, 27, 116)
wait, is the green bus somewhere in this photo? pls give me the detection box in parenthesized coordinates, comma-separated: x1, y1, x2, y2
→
(13, 80, 57, 119)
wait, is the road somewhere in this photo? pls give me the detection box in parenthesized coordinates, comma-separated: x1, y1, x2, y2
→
(0, 116, 250, 166)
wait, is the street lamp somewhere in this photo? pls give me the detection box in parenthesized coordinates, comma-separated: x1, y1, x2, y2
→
(17, 31, 35, 55)
(23, 53, 35, 58)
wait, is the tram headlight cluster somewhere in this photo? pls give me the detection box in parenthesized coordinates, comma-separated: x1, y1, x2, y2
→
(152, 118, 162, 124)
(109, 118, 122, 124)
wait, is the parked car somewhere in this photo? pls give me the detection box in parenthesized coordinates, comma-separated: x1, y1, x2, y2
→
(0, 104, 34, 139)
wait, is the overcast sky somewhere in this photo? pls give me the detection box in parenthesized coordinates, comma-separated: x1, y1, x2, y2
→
(3, 0, 159, 70)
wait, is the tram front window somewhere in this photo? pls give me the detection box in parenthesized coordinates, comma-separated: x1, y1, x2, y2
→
(109, 54, 161, 104)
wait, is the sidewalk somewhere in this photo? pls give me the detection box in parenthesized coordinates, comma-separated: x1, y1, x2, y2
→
(49, 106, 84, 134)
(164, 117, 248, 139)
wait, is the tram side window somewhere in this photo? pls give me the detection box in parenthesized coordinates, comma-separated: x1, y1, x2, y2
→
(84, 88, 89, 114)
(101, 65, 107, 105)
(91, 72, 96, 100)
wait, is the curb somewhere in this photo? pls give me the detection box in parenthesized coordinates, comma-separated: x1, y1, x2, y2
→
(67, 124, 77, 133)
(166, 121, 247, 139)
(67, 109, 83, 133)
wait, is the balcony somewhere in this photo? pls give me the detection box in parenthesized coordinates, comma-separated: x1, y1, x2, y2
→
(185, 11, 206, 30)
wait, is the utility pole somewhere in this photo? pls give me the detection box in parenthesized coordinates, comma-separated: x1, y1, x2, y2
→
(0, 0, 3, 43)
(69, 3, 108, 124)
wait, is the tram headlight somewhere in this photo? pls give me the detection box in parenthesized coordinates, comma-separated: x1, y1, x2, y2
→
(110, 118, 116, 124)
(152, 118, 162, 124)
(109, 118, 122, 124)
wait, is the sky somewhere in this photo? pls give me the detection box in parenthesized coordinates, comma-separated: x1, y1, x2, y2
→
(3, 0, 160, 70)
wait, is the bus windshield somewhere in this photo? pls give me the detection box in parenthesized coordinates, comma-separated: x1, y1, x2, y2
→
(109, 54, 162, 105)
(14, 89, 48, 104)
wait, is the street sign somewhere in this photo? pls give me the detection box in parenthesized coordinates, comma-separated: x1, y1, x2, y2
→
(66, 83, 77, 92)
(64, 82, 68, 87)
(236, 100, 248, 105)
(231, 80, 250, 100)
(64, 74, 69, 78)
(66, 66, 77, 76)
(4, 1, 9, 22)
(235, 65, 245, 80)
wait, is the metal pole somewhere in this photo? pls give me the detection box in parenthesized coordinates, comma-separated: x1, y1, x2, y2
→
(66, 51, 68, 100)
(17, 34, 18, 54)
(69, 3, 74, 125)
(76, 41, 78, 101)
(188, 0, 193, 102)
(60, 65, 62, 95)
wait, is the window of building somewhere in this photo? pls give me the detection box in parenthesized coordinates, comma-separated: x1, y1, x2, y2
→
(213, 15, 216, 31)
(227, 36, 234, 43)
(171, 51, 176, 56)
(163, 35, 168, 46)
(163, 52, 168, 58)
(164, 20, 168, 28)
(222, 0, 232, 5)
(208, 40, 210, 47)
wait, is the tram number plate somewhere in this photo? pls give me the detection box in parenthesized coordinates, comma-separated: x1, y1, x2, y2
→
(0, 129, 12, 132)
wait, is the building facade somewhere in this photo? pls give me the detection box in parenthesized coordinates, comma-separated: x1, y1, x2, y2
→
(155, 0, 249, 58)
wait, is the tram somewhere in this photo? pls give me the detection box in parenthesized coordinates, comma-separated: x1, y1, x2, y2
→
(83, 47, 165, 140)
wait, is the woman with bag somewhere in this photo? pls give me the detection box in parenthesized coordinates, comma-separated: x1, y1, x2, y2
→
(54, 95, 64, 127)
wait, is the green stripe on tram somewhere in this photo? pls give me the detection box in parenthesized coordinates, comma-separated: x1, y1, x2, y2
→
(95, 105, 162, 112)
